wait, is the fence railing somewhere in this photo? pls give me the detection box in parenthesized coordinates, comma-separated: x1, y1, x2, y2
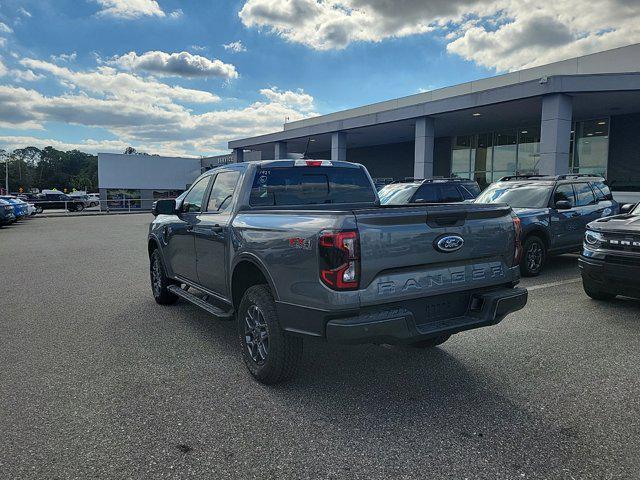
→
(31, 198, 157, 215)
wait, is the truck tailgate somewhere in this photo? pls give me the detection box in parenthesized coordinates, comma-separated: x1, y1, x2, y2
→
(354, 204, 516, 306)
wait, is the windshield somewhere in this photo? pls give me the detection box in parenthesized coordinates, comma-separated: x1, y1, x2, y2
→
(378, 184, 419, 205)
(475, 182, 553, 208)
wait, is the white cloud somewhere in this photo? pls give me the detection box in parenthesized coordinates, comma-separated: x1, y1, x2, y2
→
(20, 58, 221, 103)
(0, 22, 13, 34)
(0, 38, 6, 48)
(0, 58, 316, 156)
(239, 0, 640, 71)
(223, 41, 247, 53)
(51, 52, 77, 63)
(0, 59, 6, 76)
(93, 0, 166, 19)
(259, 87, 314, 111)
(110, 51, 238, 79)
(10, 69, 45, 82)
(169, 9, 183, 19)
(18, 7, 32, 18)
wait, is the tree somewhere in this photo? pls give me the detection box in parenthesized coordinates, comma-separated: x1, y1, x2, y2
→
(2, 146, 98, 193)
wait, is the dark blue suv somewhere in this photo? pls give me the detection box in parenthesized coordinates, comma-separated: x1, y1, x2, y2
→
(476, 175, 618, 276)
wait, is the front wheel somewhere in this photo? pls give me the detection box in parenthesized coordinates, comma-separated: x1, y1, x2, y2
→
(150, 249, 178, 305)
(582, 277, 616, 301)
(238, 285, 303, 384)
(35, 206, 43, 214)
(520, 236, 546, 277)
(74, 203, 84, 212)
(409, 334, 451, 348)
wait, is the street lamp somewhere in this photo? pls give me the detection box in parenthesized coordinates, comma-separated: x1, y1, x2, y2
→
(0, 150, 8, 194)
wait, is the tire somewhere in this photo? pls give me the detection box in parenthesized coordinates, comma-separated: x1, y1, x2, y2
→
(35, 206, 43, 214)
(75, 203, 84, 212)
(237, 285, 303, 384)
(150, 248, 178, 305)
(582, 277, 616, 301)
(520, 235, 546, 277)
(409, 334, 451, 348)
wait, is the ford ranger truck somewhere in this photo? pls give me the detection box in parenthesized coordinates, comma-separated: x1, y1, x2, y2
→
(148, 160, 528, 384)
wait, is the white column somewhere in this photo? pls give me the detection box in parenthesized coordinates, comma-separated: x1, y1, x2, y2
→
(331, 132, 347, 161)
(274, 142, 288, 160)
(414, 117, 435, 178)
(539, 94, 573, 175)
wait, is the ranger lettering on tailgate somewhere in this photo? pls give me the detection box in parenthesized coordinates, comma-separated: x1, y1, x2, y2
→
(377, 262, 505, 296)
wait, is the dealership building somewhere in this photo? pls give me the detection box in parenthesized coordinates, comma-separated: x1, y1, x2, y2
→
(97, 151, 259, 209)
(229, 43, 640, 202)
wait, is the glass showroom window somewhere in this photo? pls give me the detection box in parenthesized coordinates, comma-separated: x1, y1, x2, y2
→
(451, 135, 473, 179)
(106, 189, 141, 209)
(571, 119, 609, 177)
(473, 133, 493, 188)
(153, 190, 183, 199)
(492, 130, 518, 181)
(516, 126, 541, 174)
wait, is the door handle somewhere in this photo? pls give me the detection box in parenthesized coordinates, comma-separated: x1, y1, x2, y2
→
(211, 224, 223, 233)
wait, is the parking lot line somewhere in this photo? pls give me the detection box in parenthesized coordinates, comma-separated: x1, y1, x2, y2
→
(527, 278, 582, 291)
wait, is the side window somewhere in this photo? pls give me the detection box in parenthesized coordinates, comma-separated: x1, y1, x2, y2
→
(440, 184, 463, 203)
(553, 184, 575, 207)
(592, 181, 612, 201)
(182, 176, 211, 213)
(414, 185, 438, 203)
(574, 183, 596, 207)
(207, 171, 240, 213)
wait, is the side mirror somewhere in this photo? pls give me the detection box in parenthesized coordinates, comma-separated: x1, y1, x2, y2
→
(555, 200, 572, 210)
(152, 199, 176, 216)
(620, 203, 637, 214)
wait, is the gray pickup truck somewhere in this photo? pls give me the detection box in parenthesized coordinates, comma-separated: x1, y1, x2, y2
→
(148, 159, 528, 384)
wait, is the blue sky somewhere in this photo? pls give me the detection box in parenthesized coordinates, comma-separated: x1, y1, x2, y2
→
(0, 0, 637, 156)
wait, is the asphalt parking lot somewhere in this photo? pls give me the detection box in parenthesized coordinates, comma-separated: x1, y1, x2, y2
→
(1, 215, 639, 479)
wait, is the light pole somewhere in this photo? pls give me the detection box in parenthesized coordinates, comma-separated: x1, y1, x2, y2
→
(1, 151, 8, 194)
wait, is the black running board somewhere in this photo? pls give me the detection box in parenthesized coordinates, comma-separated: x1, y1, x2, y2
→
(168, 285, 234, 320)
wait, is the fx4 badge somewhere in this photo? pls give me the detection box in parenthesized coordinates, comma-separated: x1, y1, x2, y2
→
(434, 234, 464, 253)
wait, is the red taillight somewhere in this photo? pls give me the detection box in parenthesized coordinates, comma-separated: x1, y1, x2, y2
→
(318, 230, 360, 290)
(512, 214, 522, 266)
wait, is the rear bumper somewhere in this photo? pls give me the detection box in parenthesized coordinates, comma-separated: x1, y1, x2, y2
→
(278, 286, 528, 345)
(579, 256, 640, 298)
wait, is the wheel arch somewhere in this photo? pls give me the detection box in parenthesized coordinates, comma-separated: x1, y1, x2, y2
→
(231, 254, 279, 310)
(523, 226, 550, 249)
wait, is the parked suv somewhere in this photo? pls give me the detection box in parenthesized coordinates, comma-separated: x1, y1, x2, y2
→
(579, 202, 640, 301)
(475, 175, 618, 276)
(378, 178, 481, 205)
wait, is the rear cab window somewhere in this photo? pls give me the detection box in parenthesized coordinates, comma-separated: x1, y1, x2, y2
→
(250, 165, 376, 206)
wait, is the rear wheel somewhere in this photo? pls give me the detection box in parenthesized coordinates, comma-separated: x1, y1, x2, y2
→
(582, 277, 616, 301)
(409, 334, 451, 348)
(238, 285, 303, 384)
(74, 203, 84, 212)
(150, 248, 178, 305)
(35, 206, 43, 214)
(520, 235, 546, 277)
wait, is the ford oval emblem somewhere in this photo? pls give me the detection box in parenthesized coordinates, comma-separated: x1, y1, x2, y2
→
(435, 234, 464, 253)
